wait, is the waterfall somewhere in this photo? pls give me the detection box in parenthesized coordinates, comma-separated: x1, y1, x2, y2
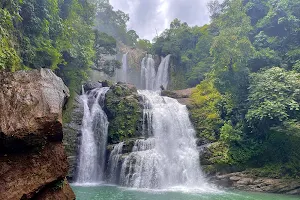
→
(141, 54, 171, 90)
(121, 53, 128, 83)
(120, 138, 156, 187)
(155, 54, 171, 90)
(119, 90, 207, 189)
(75, 52, 210, 190)
(107, 142, 124, 184)
(141, 93, 153, 137)
(76, 87, 110, 184)
(141, 54, 156, 90)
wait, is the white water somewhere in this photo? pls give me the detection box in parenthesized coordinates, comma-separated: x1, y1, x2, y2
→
(76, 87, 110, 184)
(76, 52, 210, 190)
(141, 54, 171, 90)
(121, 53, 128, 83)
(107, 142, 124, 184)
(155, 55, 171, 90)
(141, 54, 156, 90)
(119, 90, 209, 189)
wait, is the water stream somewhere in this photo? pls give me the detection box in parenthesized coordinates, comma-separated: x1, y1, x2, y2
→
(121, 53, 128, 83)
(118, 90, 209, 189)
(76, 87, 110, 184)
(141, 54, 171, 90)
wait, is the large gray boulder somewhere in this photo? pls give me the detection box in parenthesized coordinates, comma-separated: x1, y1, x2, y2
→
(0, 69, 74, 199)
(0, 69, 69, 151)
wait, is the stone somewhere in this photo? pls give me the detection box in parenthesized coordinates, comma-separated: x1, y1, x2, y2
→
(0, 143, 69, 200)
(83, 81, 102, 92)
(236, 177, 254, 185)
(199, 144, 213, 165)
(63, 95, 83, 180)
(33, 178, 75, 200)
(0, 68, 74, 199)
(210, 171, 300, 195)
(104, 83, 143, 144)
(161, 88, 194, 105)
(0, 69, 69, 152)
(230, 176, 242, 181)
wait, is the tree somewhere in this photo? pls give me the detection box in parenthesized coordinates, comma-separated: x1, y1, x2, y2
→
(210, 0, 255, 71)
(190, 78, 223, 140)
(136, 39, 152, 52)
(246, 67, 300, 133)
(94, 1, 131, 45)
(127, 30, 139, 46)
(0, 6, 21, 71)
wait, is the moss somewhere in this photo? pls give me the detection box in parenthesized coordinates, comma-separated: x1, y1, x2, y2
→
(208, 142, 233, 165)
(169, 69, 188, 90)
(62, 86, 77, 123)
(188, 79, 224, 142)
(104, 84, 142, 144)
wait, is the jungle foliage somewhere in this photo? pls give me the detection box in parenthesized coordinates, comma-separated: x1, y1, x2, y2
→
(0, 0, 134, 87)
(0, 0, 133, 122)
(153, 0, 300, 177)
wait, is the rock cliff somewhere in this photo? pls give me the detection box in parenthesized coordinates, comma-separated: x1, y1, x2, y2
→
(0, 69, 75, 200)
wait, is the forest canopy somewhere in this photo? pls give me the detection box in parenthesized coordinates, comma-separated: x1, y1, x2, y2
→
(150, 0, 300, 177)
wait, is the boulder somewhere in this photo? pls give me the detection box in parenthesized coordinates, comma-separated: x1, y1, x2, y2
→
(83, 81, 102, 92)
(0, 143, 68, 200)
(0, 69, 74, 199)
(0, 69, 69, 152)
(33, 178, 75, 200)
(104, 83, 143, 144)
(161, 88, 194, 105)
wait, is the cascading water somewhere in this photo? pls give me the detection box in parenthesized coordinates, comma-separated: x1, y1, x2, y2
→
(119, 90, 208, 189)
(76, 52, 211, 191)
(76, 87, 110, 184)
(141, 54, 171, 90)
(141, 54, 156, 90)
(155, 54, 171, 90)
(107, 142, 124, 184)
(121, 53, 128, 83)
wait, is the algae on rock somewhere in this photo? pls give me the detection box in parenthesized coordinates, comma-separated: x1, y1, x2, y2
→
(104, 83, 143, 144)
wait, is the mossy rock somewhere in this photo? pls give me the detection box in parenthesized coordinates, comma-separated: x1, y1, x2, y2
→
(104, 84, 143, 144)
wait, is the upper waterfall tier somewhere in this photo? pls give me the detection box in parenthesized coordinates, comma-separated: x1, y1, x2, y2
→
(141, 54, 171, 90)
(121, 53, 128, 83)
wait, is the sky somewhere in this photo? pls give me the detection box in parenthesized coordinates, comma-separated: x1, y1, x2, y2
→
(110, 0, 212, 41)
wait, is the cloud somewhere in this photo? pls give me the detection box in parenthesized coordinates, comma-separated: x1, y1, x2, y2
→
(110, 0, 211, 40)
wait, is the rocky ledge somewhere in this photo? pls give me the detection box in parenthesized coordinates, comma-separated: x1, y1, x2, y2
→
(161, 88, 194, 105)
(0, 69, 75, 200)
(210, 171, 300, 195)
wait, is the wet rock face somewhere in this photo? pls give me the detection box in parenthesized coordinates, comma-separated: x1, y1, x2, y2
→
(0, 69, 69, 152)
(0, 69, 74, 200)
(104, 83, 143, 144)
(63, 95, 83, 181)
(83, 81, 102, 92)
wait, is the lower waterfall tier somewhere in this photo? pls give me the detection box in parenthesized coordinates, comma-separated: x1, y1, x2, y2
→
(106, 90, 209, 189)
